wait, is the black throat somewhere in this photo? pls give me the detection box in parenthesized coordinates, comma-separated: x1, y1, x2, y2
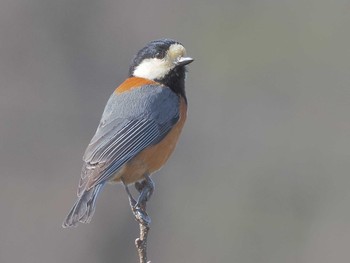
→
(156, 66, 187, 103)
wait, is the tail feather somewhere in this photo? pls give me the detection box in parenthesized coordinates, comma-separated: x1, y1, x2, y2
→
(62, 184, 104, 228)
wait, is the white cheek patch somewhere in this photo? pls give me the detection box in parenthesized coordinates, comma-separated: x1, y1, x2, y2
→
(133, 44, 187, 80)
(133, 58, 174, 80)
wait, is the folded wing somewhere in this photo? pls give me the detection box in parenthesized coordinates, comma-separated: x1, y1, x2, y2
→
(77, 85, 179, 197)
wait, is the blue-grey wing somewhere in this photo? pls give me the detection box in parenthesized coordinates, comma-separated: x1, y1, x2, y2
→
(77, 85, 179, 196)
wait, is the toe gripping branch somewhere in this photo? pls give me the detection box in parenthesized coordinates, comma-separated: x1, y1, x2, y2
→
(122, 174, 155, 226)
(122, 174, 155, 263)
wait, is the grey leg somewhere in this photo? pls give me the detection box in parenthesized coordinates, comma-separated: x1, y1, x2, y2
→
(121, 175, 154, 226)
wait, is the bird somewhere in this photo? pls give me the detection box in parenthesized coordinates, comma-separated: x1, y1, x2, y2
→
(63, 38, 193, 227)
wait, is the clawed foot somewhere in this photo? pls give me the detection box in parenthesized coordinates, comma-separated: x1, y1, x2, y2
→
(121, 175, 155, 226)
(135, 174, 155, 205)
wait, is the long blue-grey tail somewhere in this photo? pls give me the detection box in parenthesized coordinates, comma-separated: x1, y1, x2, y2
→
(62, 184, 104, 228)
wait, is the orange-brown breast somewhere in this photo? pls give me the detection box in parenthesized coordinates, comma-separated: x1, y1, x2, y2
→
(112, 96, 187, 184)
(115, 77, 157, 94)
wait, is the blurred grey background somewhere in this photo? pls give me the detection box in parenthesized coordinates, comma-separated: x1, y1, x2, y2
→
(1, 0, 350, 262)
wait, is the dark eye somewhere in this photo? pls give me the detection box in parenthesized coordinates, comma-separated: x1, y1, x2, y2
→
(155, 50, 165, 59)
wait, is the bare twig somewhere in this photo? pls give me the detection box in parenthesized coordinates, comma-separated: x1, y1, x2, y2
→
(135, 208, 151, 263)
(122, 176, 154, 263)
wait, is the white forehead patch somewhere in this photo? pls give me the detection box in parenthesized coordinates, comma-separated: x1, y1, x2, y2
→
(133, 44, 186, 80)
(167, 44, 186, 61)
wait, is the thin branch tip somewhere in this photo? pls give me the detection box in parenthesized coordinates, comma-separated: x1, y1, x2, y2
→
(123, 176, 154, 263)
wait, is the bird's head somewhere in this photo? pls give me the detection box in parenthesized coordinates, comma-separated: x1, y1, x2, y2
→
(129, 39, 193, 87)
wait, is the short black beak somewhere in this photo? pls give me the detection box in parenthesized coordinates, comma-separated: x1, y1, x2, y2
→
(176, 57, 194, 66)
